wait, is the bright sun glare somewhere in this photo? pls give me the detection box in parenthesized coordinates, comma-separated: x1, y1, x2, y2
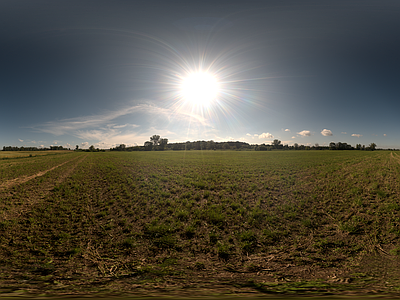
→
(180, 72, 219, 106)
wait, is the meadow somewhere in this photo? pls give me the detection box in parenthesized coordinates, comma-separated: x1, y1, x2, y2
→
(0, 150, 71, 159)
(0, 150, 399, 297)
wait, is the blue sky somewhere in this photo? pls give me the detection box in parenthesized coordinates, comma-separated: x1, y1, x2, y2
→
(1, 0, 400, 149)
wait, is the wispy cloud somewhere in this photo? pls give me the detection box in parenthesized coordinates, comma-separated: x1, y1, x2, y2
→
(246, 133, 252, 137)
(284, 128, 290, 132)
(259, 132, 274, 139)
(113, 124, 128, 129)
(31, 105, 141, 136)
(298, 130, 311, 137)
(291, 136, 295, 139)
(341, 132, 347, 134)
(384, 134, 387, 136)
(18, 139, 23, 142)
(31, 103, 208, 136)
(29, 103, 210, 147)
(351, 133, 362, 138)
(321, 129, 333, 136)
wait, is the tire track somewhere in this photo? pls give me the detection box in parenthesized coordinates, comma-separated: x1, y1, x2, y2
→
(0, 154, 88, 221)
(391, 152, 400, 163)
(0, 155, 82, 191)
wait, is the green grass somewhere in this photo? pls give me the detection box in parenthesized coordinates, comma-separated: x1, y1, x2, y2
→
(0, 150, 400, 296)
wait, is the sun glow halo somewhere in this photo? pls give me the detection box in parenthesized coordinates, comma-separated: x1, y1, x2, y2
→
(180, 72, 219, 106)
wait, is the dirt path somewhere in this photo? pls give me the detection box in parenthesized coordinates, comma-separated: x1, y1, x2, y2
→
(391, 151, 400, 162)
(0, 155, 82, 191)
(0, 154, 87, 221)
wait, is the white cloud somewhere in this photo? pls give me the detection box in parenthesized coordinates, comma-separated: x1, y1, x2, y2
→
(351, 134, 362, 138)
(291, 136, 295, 139)
(254, 134, 258, 137)
(18, 139, 23, 142)
(384, 134, 387, 136)
(30, 140, 36, 144)
(31, 103, 208, 137)
(246, 133, 252, 137)
(259, 132, 274, 139)
(81, 142, 89, 148)
(29, 103, 213, 147)
(321, 129, 333, 136)
(113, 124, 129, 129)
(39, 145, 44, 148)
(64, 143, 71, 149)
(284, 129, 290, 132)
(341, 132, 347, 134)
(298, 130, 311, 137)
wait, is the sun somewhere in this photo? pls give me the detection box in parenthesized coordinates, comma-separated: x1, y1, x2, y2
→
(180, 72, 219, 106)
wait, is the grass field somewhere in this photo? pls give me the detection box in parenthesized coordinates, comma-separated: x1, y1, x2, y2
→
(0, 150, 400, 297)
(0, 150, 72, 159)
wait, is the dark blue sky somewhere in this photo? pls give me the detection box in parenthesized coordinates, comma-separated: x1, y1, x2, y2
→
(1, 0, 400, 149)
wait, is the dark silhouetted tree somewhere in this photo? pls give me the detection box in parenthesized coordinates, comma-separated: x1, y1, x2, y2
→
(272, 139, 281, 149)
(144, 141, 153, 151)
(150, 135, 160, 146)
(369, 143, 377, 151)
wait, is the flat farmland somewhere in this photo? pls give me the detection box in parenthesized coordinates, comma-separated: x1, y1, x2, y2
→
(1, 150, 400, 297)
(0, 150, 72, 159)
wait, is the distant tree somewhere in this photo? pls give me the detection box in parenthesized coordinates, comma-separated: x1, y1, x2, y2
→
(144, 141, 153, 151)
(356, 144, 361, 150)
(89, 145, 95, 152)
(75, 145, 79, 150)
(150, 135, 160, 146)
(206, 140, 215, 150)
(159, 138, 168, 150)
(272, 139, 281, 149)
(294, 143, 299, 150)
(329, 142, 336, 150)
(115, 144, 126, 151)
(369, 143, 377, 151)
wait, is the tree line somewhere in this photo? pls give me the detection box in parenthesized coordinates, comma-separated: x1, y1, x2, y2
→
(109, 136, 380, 152)
(2, 139, 381, 152)
(2, 146, 70, 151)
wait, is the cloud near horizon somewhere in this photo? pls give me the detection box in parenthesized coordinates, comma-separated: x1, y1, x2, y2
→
(351, 133, 362, 138)
(321, 129, 333, 136)
(29, 103, 212, 147)
(298, 130, 311, 137)
(259, 132, 274, 139)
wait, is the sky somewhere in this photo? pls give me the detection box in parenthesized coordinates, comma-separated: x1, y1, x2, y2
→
(1, 0, 400, 149)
